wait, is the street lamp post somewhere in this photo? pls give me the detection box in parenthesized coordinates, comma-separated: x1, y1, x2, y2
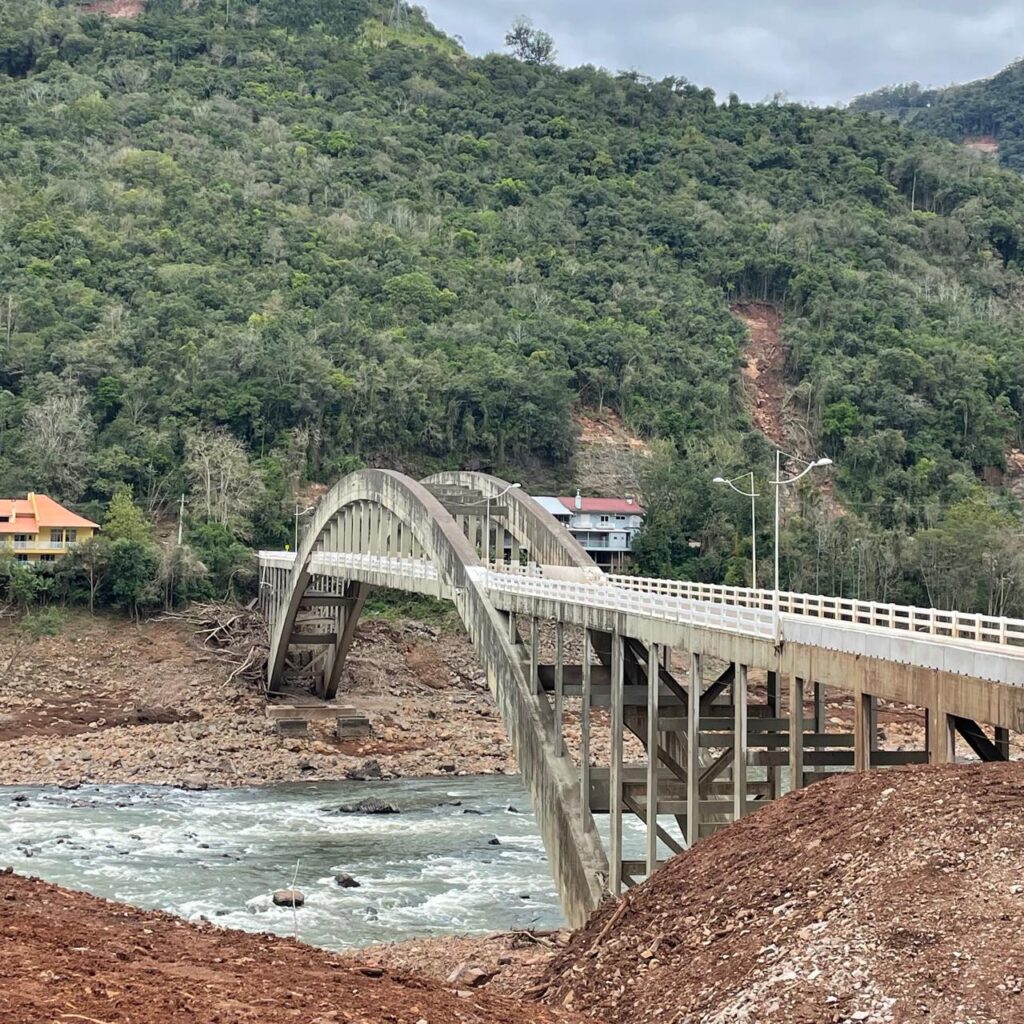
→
(485, 482, 521, 565)
(772, 450, 833, 597)
(712, 471, 759, 590)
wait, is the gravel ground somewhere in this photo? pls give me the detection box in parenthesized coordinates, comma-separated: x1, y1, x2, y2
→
(0, 612, 643, 788)
(541, 762, 1024, 1023)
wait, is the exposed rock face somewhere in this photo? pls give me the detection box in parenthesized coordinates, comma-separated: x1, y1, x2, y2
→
(272, 889, 304, 908)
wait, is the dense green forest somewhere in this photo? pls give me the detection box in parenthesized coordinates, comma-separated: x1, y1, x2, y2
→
(852, 59, 1024, 172)
(3, 0, 1024, 614)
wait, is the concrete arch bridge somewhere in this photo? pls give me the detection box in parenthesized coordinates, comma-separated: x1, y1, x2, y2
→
(259, 469, 1024, 927)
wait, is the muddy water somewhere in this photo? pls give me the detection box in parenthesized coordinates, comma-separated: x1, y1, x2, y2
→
(0, 777, 650, 949)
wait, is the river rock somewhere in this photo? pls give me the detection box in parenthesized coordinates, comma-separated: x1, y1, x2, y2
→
(178, 775, 208, 791)
(272, 889, 304, 907)
(345, 759, 383, 781)
(337, 798, 400, 815)
(487, 837, 501, 845)
(334, 873, 361, 888)
(446, 962, 495, 988)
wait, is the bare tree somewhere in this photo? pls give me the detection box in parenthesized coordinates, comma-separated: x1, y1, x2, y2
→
(184, 428, 264, 537)
(20, 387, 95, 499)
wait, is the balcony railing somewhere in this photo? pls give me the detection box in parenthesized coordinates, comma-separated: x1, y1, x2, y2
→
(4, 539, 74, 551)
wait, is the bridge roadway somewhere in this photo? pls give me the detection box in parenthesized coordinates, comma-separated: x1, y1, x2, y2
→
(259, 469, 1024, 927)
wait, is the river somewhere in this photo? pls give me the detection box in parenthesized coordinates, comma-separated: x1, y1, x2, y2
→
(0, 776, 649, 950)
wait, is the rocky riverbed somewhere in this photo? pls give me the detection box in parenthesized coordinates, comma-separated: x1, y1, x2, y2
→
(0, 612, 644, 788)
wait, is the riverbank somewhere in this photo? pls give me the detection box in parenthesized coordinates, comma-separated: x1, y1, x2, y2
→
(0, 871, 578, 1024)
(0, 611, 643, 787)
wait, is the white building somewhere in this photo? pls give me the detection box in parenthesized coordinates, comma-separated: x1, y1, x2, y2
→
(534, 491, 645, 570)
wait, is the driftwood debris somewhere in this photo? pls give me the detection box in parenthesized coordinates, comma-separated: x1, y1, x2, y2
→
(160, 602, 269, 691)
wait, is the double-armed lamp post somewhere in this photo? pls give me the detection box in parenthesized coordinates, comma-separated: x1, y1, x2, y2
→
(713, 450, 832, 598)
(712, 471, 759, 590)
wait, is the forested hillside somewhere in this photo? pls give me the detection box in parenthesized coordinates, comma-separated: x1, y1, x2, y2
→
(4, 0, 1024, 612)
(852, 60, 1024, 172)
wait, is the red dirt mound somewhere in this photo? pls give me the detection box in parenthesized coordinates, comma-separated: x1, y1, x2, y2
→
(0, 873, 580, 1024)
(542, 763, 1024, 1023)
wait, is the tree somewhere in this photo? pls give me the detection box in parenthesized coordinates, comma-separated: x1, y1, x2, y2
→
(184, 429, 265, 538)
(504, 17, 556, 66)
(19, 387, 95, 500)
(61, 535, 112, 614)
(107, 538, 158, 620)
(103, 485, 153, 544)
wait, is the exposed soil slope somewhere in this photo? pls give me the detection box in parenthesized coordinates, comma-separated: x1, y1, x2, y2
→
(573, 409, 650, 499)
(542, 763, 1024, 1023)
(964, 134, 1000, 156)
(0, 873, 579, 1024)
(83, 0, 145, 17)
(733, 301, 788, 447)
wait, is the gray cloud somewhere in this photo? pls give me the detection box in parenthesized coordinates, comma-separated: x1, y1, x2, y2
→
(421, 1, 1024, 105)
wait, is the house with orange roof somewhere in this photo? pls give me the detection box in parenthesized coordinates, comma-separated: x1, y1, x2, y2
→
(0, 493, 99, 563)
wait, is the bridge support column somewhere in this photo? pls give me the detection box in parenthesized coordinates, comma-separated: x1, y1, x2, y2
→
(996, 726, 1011, 760)
(927, 704, 957, 764)
(789, 675, 805, 791)
(854, 689, 872, 771)
(581, 626, 593, 835)
(766, 671, 781, 799)
(645, 641, 660, 875)
(554, 622, 565, 756)
(733, 663, 748, 821)
(609, 631, 624, 894)
(686, 651, 702, 847)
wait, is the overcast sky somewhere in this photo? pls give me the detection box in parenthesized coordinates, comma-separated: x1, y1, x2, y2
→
(422, 1, 1024, 106)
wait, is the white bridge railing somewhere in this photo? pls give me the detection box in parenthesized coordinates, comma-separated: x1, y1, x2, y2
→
(603, 573, 1024, 649)
(485, 569, 777, 640)
(260, 551, 1024, 654)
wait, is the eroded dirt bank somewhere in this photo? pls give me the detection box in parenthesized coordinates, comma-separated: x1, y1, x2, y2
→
(0, 872, 579, 1024)
(540, 762, 1024, 1023)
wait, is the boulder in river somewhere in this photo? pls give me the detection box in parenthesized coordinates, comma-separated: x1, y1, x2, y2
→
(345, 759, 382, 781)
(336, 798, 400, 815)
(178, 776, 209, 792)
(272, 889, 304, 907)
(334, 873, 361, 888)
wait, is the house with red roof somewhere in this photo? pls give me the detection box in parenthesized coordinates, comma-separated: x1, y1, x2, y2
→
(0, 493, 100, 563)
(534, 490, 645, 570)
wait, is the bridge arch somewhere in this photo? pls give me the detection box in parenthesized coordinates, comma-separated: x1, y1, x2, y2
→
(423, 470, 599, 574)
(266, 468, 608, 926)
